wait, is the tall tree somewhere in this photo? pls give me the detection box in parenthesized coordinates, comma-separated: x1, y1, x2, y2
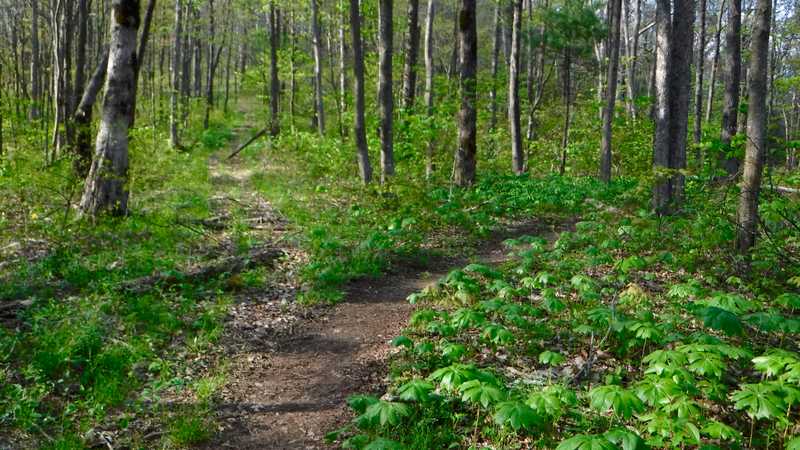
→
(338, 0, 347, 137)
(350, 0, 372, 183)
(424, 0, 436, 178)
(693, 0, 707, 148)
(705, 0, 724, 122)
(80, 0, 141, 217)
(720, 0, 741, 175)
(378, 0, 395, 182)
(269, 1, 280, 136)
(453, 0, 477, 187)
(652, 0, 674, 213)
(170, 0, 183, 148)
(489, 1, 502, 131)
(600, 0, 622, 182)
(311, 0, 325, 135)
(30, 0, 41, 120)
(735, 0, 771, 252)
(509, 0, 523, 174)
(402, 0, 420, 109)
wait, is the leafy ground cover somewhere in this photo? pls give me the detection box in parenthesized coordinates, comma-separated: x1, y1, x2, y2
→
(331, 183, 800, 449)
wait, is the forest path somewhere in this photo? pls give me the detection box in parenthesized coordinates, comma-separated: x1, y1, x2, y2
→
(198, 104, 570, 449)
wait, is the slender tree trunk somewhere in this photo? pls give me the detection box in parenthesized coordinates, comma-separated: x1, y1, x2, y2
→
(509, 0, 523, 174)
(378, 0, 395, 182)
(693, 0, 707, 148)
(269, 2, 280, 136)
(338, 0, 348, 137)
(204, 0, 217, 130)
(350, 0, 372, 183)
(489, 1, 501, 131)
(193, 7, 202, 97)
(735, 0, 771, 253)
(170, 0, 182, 148)
(402, 0, 420, 109)
(705, 0, 725, 122)
(75, 0, 89, 113)
(720, 0, 741, 175)
(600, 0, 622, 182)
(453, 0, 477, 187)
(526, 0, 548, 141)
(652, 0, 673, 213)
(622, 0, 641, 119)
(559, 49, 572, 175)
(424, 0, 436, 179)
(129, 0, 156, 128)
(311, 0, 325, 135)
(80, 0, 141, 218)
(449, 0, 460, 80)
(289, 9, 297, 128)
(30, 0, 41, 119)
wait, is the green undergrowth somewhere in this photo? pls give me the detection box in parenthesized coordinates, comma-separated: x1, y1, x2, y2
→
(330, 184, 800, 449)
(0, 107, 246, 448)
(245, 126, 634, 302)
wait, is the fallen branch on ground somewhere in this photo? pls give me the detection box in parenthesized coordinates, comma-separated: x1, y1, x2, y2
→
(228, 127, 269, 159)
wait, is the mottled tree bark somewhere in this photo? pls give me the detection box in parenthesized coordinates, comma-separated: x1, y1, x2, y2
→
(667, 0, 695, 204)
(509, 1, 523, 174)
(170, 0, 183, 148)
(424, 0, 436, 179)
(600, 0, 622, 182)
(75, 50, 109, 176)
(378, 0, 395, 182)
(454, 0, 477, 187)
(652, 0, 673, 213)
(736, 0, 771, 252)
(350, 0, 373, 183)
(705, 0, 725, 122)
(402, 0, 420, 109)
(80, 0, 141, 217)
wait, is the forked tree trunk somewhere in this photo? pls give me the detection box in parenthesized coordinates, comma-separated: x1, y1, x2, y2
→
(80, 0, 141, 218)
(735, 0, 771, 252)
(424, 0, 436, 179)
(720, 0, 741, 175)
(453, 0, 478, 187)
(600, 0, 622, 182)
(75, 49, 109, 177)
(509, 0, 523, 174)
(350, 0, 373, 183)
(378, 0, 395, 182)
(402, 0, 420, 109)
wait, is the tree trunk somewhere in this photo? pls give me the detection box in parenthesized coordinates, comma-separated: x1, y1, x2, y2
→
(424, 0, 436, 179)
(720, 0, 741, 175)
(600, 0, 622, 182)
(622, 0, 641, 119)
(559, 49, 572, 176)
(378, 0, 395, 182)
(453, 0, 477, 187)
(735, 0, 771, 253)
(75, 49, 109, 176)
(80, 0, 141, 218)
(693, 0, 706, 148)
(170, 0, 183, 148)
(667, 0, 695, 205)
(311, 0, 325, 135)
(338, 0, 348, 137)
(350, 0, 373, 183)
(402, 0, 420, 109)
(193, 6, 203, 97)
(75, 0, 89, 113)
(652, 0, 673, 214)
(204, 0, 218, 130)
(30, 0, 41, 119)
(289, 9, 296, 128)
(705, 0, 725, 122)
(449, 0, 460, 80)
(509, 0, 523, 174)
(489, 1, 501, 131)
(269, 1, 280, 136)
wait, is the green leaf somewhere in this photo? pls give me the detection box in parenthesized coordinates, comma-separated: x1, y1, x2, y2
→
(493, 400, 542, 431)
(701, 420, 742, 442)
(539, 350, 566, 366)
(481, 323, 514, 346)
(556, 434, 617, 450)
(604, 428, 648, 450)
(698, 306, 743, 336)
(363, 400, 411, 427)
(588, 385, 644, 419)
(731, 383, 785, 420)
(458, 379, 506, 408)
(364, 437, 405, 450)
(429, 363, 480, 391)
(347, 394, 379, 414)
(396, 379, 434, 403)
(786, 436, 800, 450)
(440, 343, 466, 361)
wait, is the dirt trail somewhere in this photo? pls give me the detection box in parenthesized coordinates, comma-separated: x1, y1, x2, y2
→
(198, 105, 569, 449)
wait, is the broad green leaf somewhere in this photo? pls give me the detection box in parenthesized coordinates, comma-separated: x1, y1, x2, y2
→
(556, 434, 617, 450)
(493, 400, 542, 431)
(396, 379, 434, 403)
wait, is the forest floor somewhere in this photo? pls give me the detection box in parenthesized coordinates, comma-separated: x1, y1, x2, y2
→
(197, 106, 573, 449)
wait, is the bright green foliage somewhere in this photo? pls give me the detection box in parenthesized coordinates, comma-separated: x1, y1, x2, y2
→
(458, 379, 506, 408)
(588, 385, 645, 419)
(556, 434, 618, 450)
(396, 379, 435, 403)
(493, 400, 542, 431)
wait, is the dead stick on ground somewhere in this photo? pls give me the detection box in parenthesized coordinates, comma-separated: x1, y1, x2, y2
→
(228, 127, 269, 159)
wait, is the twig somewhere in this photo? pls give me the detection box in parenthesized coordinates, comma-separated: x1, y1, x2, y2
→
(228, 127, 269, 159)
